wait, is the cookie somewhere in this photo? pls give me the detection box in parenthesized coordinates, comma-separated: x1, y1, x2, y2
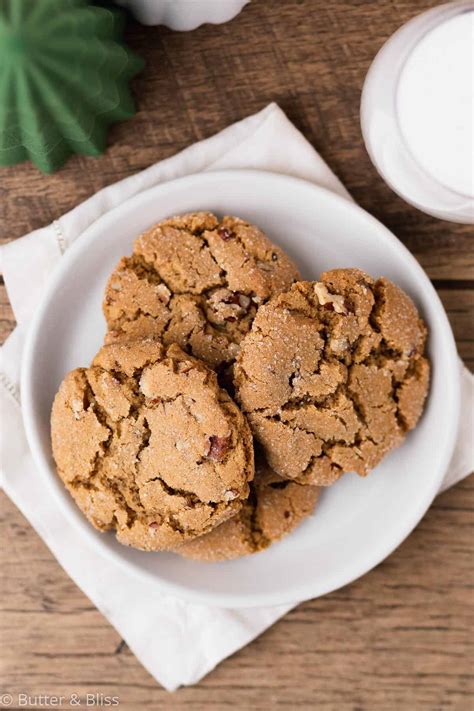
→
(176, 458, 320, 561)
(51, 339, 254, 551)
(234, 269, 430, 486)
(103, 212, 300, 370)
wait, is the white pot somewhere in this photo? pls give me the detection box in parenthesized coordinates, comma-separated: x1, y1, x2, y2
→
(115, 0, 250, 30)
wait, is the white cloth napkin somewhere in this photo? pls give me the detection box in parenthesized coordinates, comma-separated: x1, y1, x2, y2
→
(1, 103, 472, 691)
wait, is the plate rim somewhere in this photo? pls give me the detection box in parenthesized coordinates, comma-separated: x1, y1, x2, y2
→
(20, 168, 461, 608)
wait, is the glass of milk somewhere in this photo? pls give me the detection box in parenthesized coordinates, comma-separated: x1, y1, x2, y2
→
(361, 1, 474, 223)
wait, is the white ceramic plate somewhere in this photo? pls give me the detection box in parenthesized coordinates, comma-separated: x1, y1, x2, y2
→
(21, 170, 460, 608)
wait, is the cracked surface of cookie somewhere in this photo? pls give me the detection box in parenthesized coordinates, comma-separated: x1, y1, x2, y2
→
(103, 212, 300, 370)
(234, 269, 430, 486)
(51, 339, 254, 551)
(176, 458, 320, 561)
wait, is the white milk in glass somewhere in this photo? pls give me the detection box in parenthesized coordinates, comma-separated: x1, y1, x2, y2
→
(397, 11, 474, 199)
(361, 2, 474, 222)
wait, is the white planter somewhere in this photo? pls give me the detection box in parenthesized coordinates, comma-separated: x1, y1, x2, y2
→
(115, 0, 250, 30)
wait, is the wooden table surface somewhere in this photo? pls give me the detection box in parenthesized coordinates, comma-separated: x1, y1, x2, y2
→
(1, 1, 473, 708)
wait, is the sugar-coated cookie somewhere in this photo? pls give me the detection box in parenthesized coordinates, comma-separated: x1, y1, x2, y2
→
(177, 458, 320, 561)
(103, 212, 300, 370)
(234, 269, 430, 486)
(51, 340, 254, 551)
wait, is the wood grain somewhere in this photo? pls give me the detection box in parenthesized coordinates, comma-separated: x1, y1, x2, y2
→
(1, 1, 473, 708)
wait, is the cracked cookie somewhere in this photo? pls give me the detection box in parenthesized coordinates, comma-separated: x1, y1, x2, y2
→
(103, 212, 300, 370)
(234, 269, 430, 486)
(176, 458, 320, 561)
(51, 339, 254, 551)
